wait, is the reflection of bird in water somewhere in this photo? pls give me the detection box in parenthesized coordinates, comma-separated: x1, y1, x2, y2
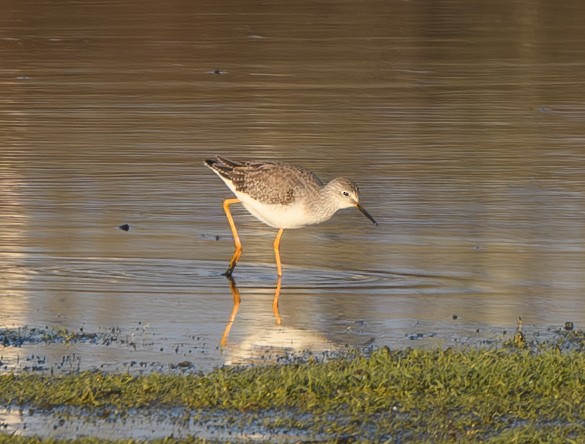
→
(224, 325, 339, 367)
(220, 277, 338, 366)
(205, 156, 378, 277)
(220, 276, 282, 349)
(220, 276, 282, 348)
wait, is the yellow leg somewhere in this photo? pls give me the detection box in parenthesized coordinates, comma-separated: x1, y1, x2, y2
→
(222, 198, 242, 277)
(273, 228, 284, 277)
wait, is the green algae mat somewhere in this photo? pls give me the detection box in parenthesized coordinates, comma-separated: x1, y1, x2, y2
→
(2, 339, 585, 443)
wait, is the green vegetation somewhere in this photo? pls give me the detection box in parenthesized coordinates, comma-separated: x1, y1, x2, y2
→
(2, 332, 585, 443)
(0, 438, 207, 444)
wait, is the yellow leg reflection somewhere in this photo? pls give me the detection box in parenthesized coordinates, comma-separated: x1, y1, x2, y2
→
(272, 276, 283, 326)
(220, 276, 241, 349)
(220, 276, 284, 348)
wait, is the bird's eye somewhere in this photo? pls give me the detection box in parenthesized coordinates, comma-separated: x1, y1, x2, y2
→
(342, 191, 350, 197)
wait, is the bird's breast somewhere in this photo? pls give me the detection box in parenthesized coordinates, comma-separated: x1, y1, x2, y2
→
(239, 196, 322, 229)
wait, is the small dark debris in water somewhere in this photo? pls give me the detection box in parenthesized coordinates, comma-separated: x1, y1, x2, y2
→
(176, 361, 192, 368)
(201, 234, 221, 240)
(476, 328, 480, 333)
(452, 314, 458, 320)
(537, 105, 551, 113)
(564, 322, 574, 331)
(118, 223, 130, 232)
(209, 68, 226, 75)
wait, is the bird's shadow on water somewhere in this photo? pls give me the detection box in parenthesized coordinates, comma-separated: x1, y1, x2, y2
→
(218, 276, 345, 366)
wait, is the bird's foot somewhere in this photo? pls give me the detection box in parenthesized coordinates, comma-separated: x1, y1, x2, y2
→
(222, 265, 236, 278)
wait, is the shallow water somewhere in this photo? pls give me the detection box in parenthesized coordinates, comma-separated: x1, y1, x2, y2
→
(2, 0, 585, 382)
(1, 405, 329, 442)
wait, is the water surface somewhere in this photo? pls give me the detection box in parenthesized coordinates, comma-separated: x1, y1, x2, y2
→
(1, 0, 585, 380)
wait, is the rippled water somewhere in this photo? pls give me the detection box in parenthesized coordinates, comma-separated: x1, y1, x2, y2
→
(2, 0, 585, 387)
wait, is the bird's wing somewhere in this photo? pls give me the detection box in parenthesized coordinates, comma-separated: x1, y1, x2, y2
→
(228, 160, 322, 205)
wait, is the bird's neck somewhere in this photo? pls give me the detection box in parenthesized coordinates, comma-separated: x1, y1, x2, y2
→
(304, 183, 340, 224)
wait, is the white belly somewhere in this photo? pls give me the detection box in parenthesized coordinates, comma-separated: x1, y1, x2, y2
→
(238, 194, 315, 229)
(215, 173, 326, 229)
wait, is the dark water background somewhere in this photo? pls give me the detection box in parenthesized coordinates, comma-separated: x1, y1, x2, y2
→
(2, 0, 585, 376)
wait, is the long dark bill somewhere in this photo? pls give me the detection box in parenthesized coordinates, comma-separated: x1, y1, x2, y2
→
(356, 203, 378, 226)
